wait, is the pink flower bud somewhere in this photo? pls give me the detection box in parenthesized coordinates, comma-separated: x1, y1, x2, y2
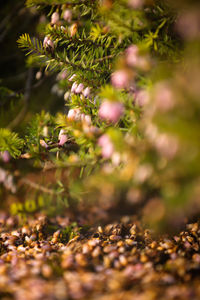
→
(71, 82, 78, 93)
(128, 0, 144, 9)
(126, 45, 149, 70)
(84, 115, 91, 125)
(74, 109, 81, 121)
(125, 45, 139, 67)
(98, 134, 114, 159)
(43, 36, 49, 48)
(82, 87, 91, 98)
(176, 11, 200, 40)
(111, 70, 130, 89)
(134, 89, 149, 107)
(75, 83, 84, 94)
(36, 71, 42, 80)
(43, 36, 54, 50)
(99, 100, 124, 123)
(67, 109, 76, 120)
(155, 134, 179, 160)
(154, 83, 174, 112)
(60, 70, 67, 80)
(58, 129, 68, 146)
(0, 168, 6, 183)
(40, 140, 48, 148)
(63, 9, 72, 22)
(80, 113, 86, 122)
(0, 151, 10, 163)
(68, 74, 76, 82)
(51, 12, 59, 25)
(47, 39, 54, 50)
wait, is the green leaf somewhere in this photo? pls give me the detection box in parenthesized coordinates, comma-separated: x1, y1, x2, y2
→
(0, 128, 24, 158)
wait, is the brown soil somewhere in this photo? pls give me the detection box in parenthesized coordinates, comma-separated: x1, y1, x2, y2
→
(0, 213, 200, 300)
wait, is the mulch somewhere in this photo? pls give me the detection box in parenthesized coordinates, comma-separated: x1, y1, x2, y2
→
(0, 212, 200, 300)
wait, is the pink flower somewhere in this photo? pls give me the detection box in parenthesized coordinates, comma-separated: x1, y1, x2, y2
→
(60, 70, 67, 80)
(71, 82, 78, 93)
(0, 151, 10, 163)
(68, 74, 76, 82)
(99, 100, 124, 123)
(63, 10, 72, 22)
(43, 36, 49, 48)
(98, 134, 114, 159)
(40, 140, 48, 148)
(134, 89, 149, 107)
(154, 82, 174, 112)
(47, 39, 54, 50)
(125, 45, 139, 67)
(128, 0, 144, 9)
(51, 12, 59, 25)
(82, 87, 91, 98)
(155, 134, 179, 160)
(0, 168, 6, 183)
(58, 129, 68, 146)
(75, 83, 84, 94)
(43, 36, 54, 50)
(84, 115, 91, 125)
(67, 109, 77, 120)
(111, 70, 130, 89)
(176, 11, 200, 40)
(67, 108, 81, 121)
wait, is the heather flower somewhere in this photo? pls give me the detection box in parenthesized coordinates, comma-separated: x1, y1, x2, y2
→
(67, 109, 77, 120)
(111, 70, 130, 89)
(43, 36, 49, 48)
(155, 133, 179, 160)
(128, 0, 144, 9)
(75, 83, 84, 94)
(71, 82, 78, 93)
(0, 151, 10, 163)
(43, 36, 54, 50)
(51, 12, 59, 25)
(46, 39, 54, 50)
(58, 129, 68, 146)
(84, 115, 91, 125)
(0, 168, 7, 182)
(134, 89, 149, 107)
(125, 45, 149, 70)
(99, 100, 124, 123)
(134, 164, 153, 183)
(98, 134, 114, 159)
(60, 70, 67, 80)
(4, 174, 16, 193)
(125, 45, 139, 67)
(67, 108, 81, 121)
(82, 87, 91, 98)
(154, 82, 174, 112)
(74, 109, 81, 121)
(68, 74, 76, 82)
(63, 10, 72, 22)
(176, 11, 200, 40)
(35, 71, 42, 80)
(40, 140, 48, 148)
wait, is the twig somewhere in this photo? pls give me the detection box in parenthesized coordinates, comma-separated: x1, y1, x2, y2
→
(20, 177, 62, 196)
(93, 54, 114, 63)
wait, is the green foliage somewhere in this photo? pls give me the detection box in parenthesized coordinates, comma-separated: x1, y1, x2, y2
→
(0, 128, 24, 158)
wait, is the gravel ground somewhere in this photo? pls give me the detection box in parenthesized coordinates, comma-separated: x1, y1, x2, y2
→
(0, 213, 200, 300)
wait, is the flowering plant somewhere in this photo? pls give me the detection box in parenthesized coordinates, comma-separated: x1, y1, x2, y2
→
(0, 0, 200, 229)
